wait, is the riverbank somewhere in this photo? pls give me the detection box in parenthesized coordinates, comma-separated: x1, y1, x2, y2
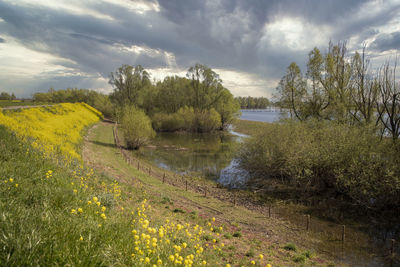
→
(91, 121, 396, 266)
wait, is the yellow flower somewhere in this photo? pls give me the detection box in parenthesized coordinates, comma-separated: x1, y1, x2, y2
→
(9, 178, 14, 183)
(78, 208, 83, 213)
(73, 189, 77, 194)
(226, 264, 231, 267)
(87, 200, 92, 205)
(101, 206, 106, 212)
(71, 209, 77, 214)
(79, 236, 83, 241)
(96, 201, 101, 206)
(15, 184, 19, 188)
(169, 255, 175, 262)
(202, 260, 207, 265)
(93, 196, 98, 202)
(251, 260, 255, 265)
(259, 254, 264, 260)
(144, 257, 150, 263)
(266, 264, 271, 267)
(157, 259, 162, 265)
(100, 213, 106, 219)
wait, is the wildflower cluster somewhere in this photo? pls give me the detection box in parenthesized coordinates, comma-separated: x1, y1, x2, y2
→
(71, 196, 108, 222)
(45, 170, 53, 179)
(2, 177, 19, 190)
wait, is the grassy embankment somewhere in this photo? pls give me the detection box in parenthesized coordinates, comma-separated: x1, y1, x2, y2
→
(0, 104, 337, 266)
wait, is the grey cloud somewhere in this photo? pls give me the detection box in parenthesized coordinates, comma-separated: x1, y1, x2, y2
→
(371, 32, 400, 52)
(0, 37, 5, 43)
(0, 0, 399, 97)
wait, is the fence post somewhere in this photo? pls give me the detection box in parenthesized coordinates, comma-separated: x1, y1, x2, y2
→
(342, 225, 346, 243)
(149, 167, 151, 175)
(185, 180, 188, 191)
(137, 161, 140, 170)
(306, 215, 310, 231)
(163, 173, 165, 184)
(391, 239, 395, 257)
(268, 206, 271, 218)
(233, 191, 236, 206)
(204, 187, 207, 197)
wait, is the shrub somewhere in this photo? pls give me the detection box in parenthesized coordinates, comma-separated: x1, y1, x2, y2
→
(194, 108, 221, 132)
(120, 105, 155, 150)
(239, 120, 400, 209)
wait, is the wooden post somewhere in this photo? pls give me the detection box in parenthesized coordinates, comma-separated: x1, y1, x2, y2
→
(185, 180, 188, 191)
(268, 206, 271, 218)
(391, 239, 395, 256)
(306, 215, 310, 231)
(233, 191, 236, 206)
(342, 225, 346, 243)
(204, 187, 207, 197)
(162, 173, 165, 184)
(137, 161, 140, 170)
(149, 167, 151, 175)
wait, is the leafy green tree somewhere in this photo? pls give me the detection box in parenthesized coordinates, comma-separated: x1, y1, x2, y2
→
(186, 64, 223, 111)
(215, 88, 240, 129)
(120, 105, 155, 149)
(109, 65, 151, 107)
(276, 62, 307, 120)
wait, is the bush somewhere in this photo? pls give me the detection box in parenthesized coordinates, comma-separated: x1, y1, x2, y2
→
(194, 108, 221, 132)
(120, 105, 155, 149)
(152, 106, 222, 133)
(238, 120, 400, 209)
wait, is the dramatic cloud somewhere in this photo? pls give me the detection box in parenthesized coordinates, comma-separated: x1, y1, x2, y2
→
(0, 0, 399, 98)
(371, 31, 400, 52)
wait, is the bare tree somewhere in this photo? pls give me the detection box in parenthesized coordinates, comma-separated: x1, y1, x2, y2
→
(376, 59, 400, 141)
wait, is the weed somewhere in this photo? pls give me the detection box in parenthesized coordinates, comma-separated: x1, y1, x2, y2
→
(284, 243, 297, 251)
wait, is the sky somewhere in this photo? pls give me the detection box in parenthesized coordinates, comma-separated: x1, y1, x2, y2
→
(0, 0, 399, 98)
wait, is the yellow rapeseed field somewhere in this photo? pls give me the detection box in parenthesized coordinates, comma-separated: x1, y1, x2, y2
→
(0, 103, 102, 161)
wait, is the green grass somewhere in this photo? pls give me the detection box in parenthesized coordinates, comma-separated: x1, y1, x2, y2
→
(232, 119, 270, 136)
(0, 125, 136, 265)
(0, 120, 343, 266)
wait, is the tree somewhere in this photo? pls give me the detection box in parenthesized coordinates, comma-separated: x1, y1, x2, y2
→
(186, 64, 223, 111)
(109, 65, 151, 107)
(0, 92, 11, 100)
(349, 46, 378, 125)
(120, 105, 155, 149)
(276, 62, 307, 120)
(215, 87, 240, 129)
(376, 60, 400, 142)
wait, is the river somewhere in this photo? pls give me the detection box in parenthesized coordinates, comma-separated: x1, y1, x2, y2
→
(132, 109, 288, 187)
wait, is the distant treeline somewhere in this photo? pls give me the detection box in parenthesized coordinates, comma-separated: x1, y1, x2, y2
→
(235, 96, 270, 109)
(0, 92, 16, 100)
(33, 88, 114, 118)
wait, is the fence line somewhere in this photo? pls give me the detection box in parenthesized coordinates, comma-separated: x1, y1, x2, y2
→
(112, 122, 397, 265)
